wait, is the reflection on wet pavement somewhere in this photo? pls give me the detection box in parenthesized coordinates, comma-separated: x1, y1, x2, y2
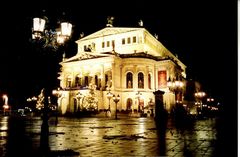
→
(0, 115, 219, 157)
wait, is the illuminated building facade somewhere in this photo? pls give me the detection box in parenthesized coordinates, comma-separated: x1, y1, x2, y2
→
(56, 24, 187, 115)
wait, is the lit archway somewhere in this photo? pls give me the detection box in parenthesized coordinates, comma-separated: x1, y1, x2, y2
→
(126, 98, 133, 111)
(61, 98, 67, 115)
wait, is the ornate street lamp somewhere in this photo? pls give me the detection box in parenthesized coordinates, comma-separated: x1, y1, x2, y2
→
(106, 87, 113, 117)
(194, 91, 206, 114)
(32, 15, 72, 45)
(167, 77, 184, 104)
(31, 11, 72, 153)
(112, 94, 120, 119)
(32, 13, 72, 116)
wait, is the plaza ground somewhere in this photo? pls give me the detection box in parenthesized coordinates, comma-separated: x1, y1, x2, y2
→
(0, 112, 236, 157)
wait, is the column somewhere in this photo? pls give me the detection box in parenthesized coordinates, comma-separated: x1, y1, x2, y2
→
(133, 65, 137, 89)
(154, 65, 158, 90)
(119, 64, 123, 90)
(144, 66, 149, 90)
(111, 62, 115, 90)
(101, 64, 105, 90)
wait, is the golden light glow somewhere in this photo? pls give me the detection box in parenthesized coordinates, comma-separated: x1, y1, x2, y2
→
(3, 104, 9, 109)
(57, 24, 188, 114)
(207, 98, 214, 102)
(167, 81, 173, 87)
(2, 94, 8, 105)
(195, 92, 206, 98)
(57, 32, 65, 44)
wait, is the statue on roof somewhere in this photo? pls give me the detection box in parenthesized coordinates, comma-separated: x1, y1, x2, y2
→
(106, 16, 114, 27)
(62, 53, 66, 61)
(138, 20, 143, 27)
(80, 32, 84, 38)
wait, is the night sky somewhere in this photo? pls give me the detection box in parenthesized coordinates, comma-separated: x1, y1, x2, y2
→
(0, 1, 237, 112)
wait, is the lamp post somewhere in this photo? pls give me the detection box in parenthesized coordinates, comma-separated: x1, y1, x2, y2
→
(167, 77, 184, 119)
(207, 97, 214, 104)
(32, 11, 72, 153)
(207, 97, 217, 116)
(194, 91, 206, 115)
(207, 97, 214, 110)
(26, 96, 37, 113)
(52, 88, 62, 125)
(167, 77, 184, 104)
(106, 87, 113, 117)
(113, 94, 120, 119)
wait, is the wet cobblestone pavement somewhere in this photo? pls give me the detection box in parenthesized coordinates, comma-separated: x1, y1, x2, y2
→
(0, 114, 230, 157)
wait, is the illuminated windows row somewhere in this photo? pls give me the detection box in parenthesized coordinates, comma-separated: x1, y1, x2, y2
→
(102, 40, 115, 48)
(101, 36, 137, 49)
(122, 36, 137, 45)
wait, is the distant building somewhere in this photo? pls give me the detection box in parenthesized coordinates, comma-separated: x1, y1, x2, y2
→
(56, 24, 187, 115)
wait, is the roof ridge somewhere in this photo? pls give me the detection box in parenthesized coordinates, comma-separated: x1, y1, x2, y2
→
(77, 27, 145, 41)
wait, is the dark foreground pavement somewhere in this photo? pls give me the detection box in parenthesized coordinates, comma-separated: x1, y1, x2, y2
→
(0, 113, 237, 157)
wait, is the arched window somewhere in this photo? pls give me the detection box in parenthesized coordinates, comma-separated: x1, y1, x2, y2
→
(126, 72, 133, 88)
(66, 75, 72, 88)
(139, 98, 144, 111)
(75, 76, 82, 87)
(98, 77, 102, 89)
(105, 74, 108, 88)
(95, 75, 98, 87)
(148, 73, 151, 89)
(84, 76, 89, 87)
(126, 98, 133, 111)
(138, 72, 144, 88)
(75, 77, 79, 87)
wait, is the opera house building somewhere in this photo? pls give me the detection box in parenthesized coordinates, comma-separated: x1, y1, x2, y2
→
(55, 23, 187, 116)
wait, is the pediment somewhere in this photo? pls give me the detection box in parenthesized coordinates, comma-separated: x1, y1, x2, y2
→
(62, 52, 110, 63)
(78, 27, 144, 41)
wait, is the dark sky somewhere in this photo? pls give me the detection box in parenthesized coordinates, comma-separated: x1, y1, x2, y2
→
(0, 1, 237, 109)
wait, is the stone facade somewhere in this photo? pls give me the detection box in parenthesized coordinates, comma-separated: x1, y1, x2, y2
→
(56, 26, 186, 115)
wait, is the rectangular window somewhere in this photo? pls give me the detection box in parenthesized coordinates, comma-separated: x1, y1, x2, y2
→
(158, 70, 167, 88)
(105, 74, 109, 88)
(84, 76, 89, 86)
(133, 36, 136, 43)
(112, 40, 115, 47)
(127, 37, 131, 44)
(84, 45, 87, 51)
(122, 38, 125, 45)
(107, 41, 110, 47)
(92, 43, 95, 51)
(102, 42, 105, 48)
